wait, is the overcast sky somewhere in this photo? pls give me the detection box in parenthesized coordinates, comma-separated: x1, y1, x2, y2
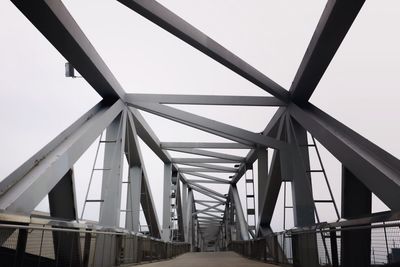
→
(0, 0, 399, 232)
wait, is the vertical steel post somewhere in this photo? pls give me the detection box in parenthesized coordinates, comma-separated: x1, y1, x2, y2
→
(162, 163, 173, 241)
(126, 166, 142, 232)
(257, 148, 268, 217)
(341, 166, 371, 267)
(99, 112, 126, 227)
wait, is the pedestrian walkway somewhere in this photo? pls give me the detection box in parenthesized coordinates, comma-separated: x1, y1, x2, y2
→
(134, 251, 279, 267)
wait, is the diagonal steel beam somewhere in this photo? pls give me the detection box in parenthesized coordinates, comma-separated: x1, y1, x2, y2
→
(186, 179, 229, 185)
(231, 107, 287, 184)
(189, 186, 226, 203)
(172, 158, 240, 164)
(163, 142, 251, 149)
(289, 102, 400, 211)
(0, 100, 124, 213)
(181, 172, 230, 184)
(11, 0, 125, 100)
(193, 204, 224, 215)
(179, 168, 235, 173)
(126, 94, 286, 106)
(127, 102, 287, 149)
(290, 0, 365, 103)
(167, 148, 244, 162)
(180, 163, 237, 173)
(187, 182, 226, 199)
(117, 0, 289, 101)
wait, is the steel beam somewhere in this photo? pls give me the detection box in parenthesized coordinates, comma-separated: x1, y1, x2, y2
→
(125, 166, 142, 232)
(289, 103, 400, 210)
(230, 185, 249, 240)
(126, 94, 285, 106)
(117, 0, 289, 101)
(11, 0, 125, 100)
(182, 172, 230, 184)
(290, 0, 366, 103)
(189, 187, 226, 203)
(231, 107, 286, 184)
(172, 158, 241, 164)
(193, 204, 224, 215)
(180, 163, 238, 173)
(187, 182, 226, 199)
(179, 168, 235, 173)
(99, 112, 127, 227)
(126, 111, 161, 237)
(162, 163, 173, 241)
(130, 108, 172, 163)
(186, 179, 229, 184)
(257, 148, 268, 214)
(163, 142, 251, 149)
(168, 148, 244, 162)
(127, 102, 286, 149)
(0, 100, 124, 213)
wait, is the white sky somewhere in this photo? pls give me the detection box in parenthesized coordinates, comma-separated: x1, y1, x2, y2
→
(0, 0, 399, 232)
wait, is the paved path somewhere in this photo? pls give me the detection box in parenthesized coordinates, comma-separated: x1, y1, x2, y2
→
(135, 252, 278, 267)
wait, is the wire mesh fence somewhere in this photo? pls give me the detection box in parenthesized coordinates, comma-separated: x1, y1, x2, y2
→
(229, 219, 400, 266)
(0, 223, 190, 267)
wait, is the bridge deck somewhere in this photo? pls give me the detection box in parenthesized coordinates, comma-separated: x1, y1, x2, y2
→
(135, 252, 278, 267)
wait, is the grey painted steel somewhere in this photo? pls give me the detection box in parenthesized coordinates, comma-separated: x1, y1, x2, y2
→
(126, 94, 285, 106)
(186, 179, 229, 184)
(257, 149, 283, 235)
(195, 200, 223, 204)
(126, 111, 161, 238)
(125, 166, 142, 232)
(289, 103, 400, 211)
(187, 182, 226, 199)
(117, 0, 289, 101)
(290, 0, 366, 103)
(257, 148, 268, 215)
(130, 108, 172, 163)
(341, 166, 371, 267)
(230, 186, 249, 241)
(99, 112, 127, 227)
(189, 186, 226, 203)
(182, 182, 188, 242)
(231, 107, 287, 184)
(180, 163, 238, 173)
(181, 173, 230, 184)
(48, 169, 82, 266)
(168, 148, 244, 162)
(11, 0, 125, 100)
(162, 163, 173, 241)
(186, 189, 194, 245)
(287, 116, 315, 227)
(179, 168, 235, 173)
(176, 179, 185, 241)
(127, 102, 286, 149)
(193, 204, 224, 215)
(0, 100, 123, 213)
(172, 158, 241, 164)
(163, 142, 251, 149)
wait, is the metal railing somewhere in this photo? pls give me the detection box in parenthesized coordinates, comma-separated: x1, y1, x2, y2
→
(229, 212, 400, 266)
(0, 214, 189, 267)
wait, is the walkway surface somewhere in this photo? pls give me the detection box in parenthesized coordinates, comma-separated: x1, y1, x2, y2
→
(135, 252, 279, 267)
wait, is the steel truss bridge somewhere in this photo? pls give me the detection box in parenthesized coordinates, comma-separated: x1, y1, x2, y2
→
(1, 0, 400, 267)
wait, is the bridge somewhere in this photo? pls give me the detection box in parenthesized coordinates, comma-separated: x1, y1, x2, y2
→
(1, 0, 400, 266)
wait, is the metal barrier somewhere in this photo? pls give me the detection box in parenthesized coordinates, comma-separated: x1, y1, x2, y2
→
(0, 219, 189, 267)
(229, 213, 400, 267)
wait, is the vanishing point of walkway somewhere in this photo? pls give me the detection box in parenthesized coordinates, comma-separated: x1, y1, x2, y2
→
(135, 252, 279, 267)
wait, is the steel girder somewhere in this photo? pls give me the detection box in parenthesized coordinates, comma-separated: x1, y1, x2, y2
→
(182, 172, 230, 184)
(230, 186, 249, 241)
(0, 100, 124, 213)
(290, 0, 366, 103)
(289, 103, 400, 211)
(172, 158, 241, 164)
(127, 102, 286, 149)
(117, 0, 289, 101)
(163, 142, 251, 149)
(126, 94, 285, 106)
(11, 0, 125, 100)
(167, 148, 244, 162)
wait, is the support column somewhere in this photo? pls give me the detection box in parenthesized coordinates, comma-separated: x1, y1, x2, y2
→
(182, 182, 188, 242)
(257, 148, 268, 214)
(126, 166, 142, 232)
(99, 112, 126, 227)
(48, 169, 82, 267)
(287, 117, 318, 267)
(162, 163, 172, 241)
(341, 166, 371, 267)
(230, 185, 249, 240)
